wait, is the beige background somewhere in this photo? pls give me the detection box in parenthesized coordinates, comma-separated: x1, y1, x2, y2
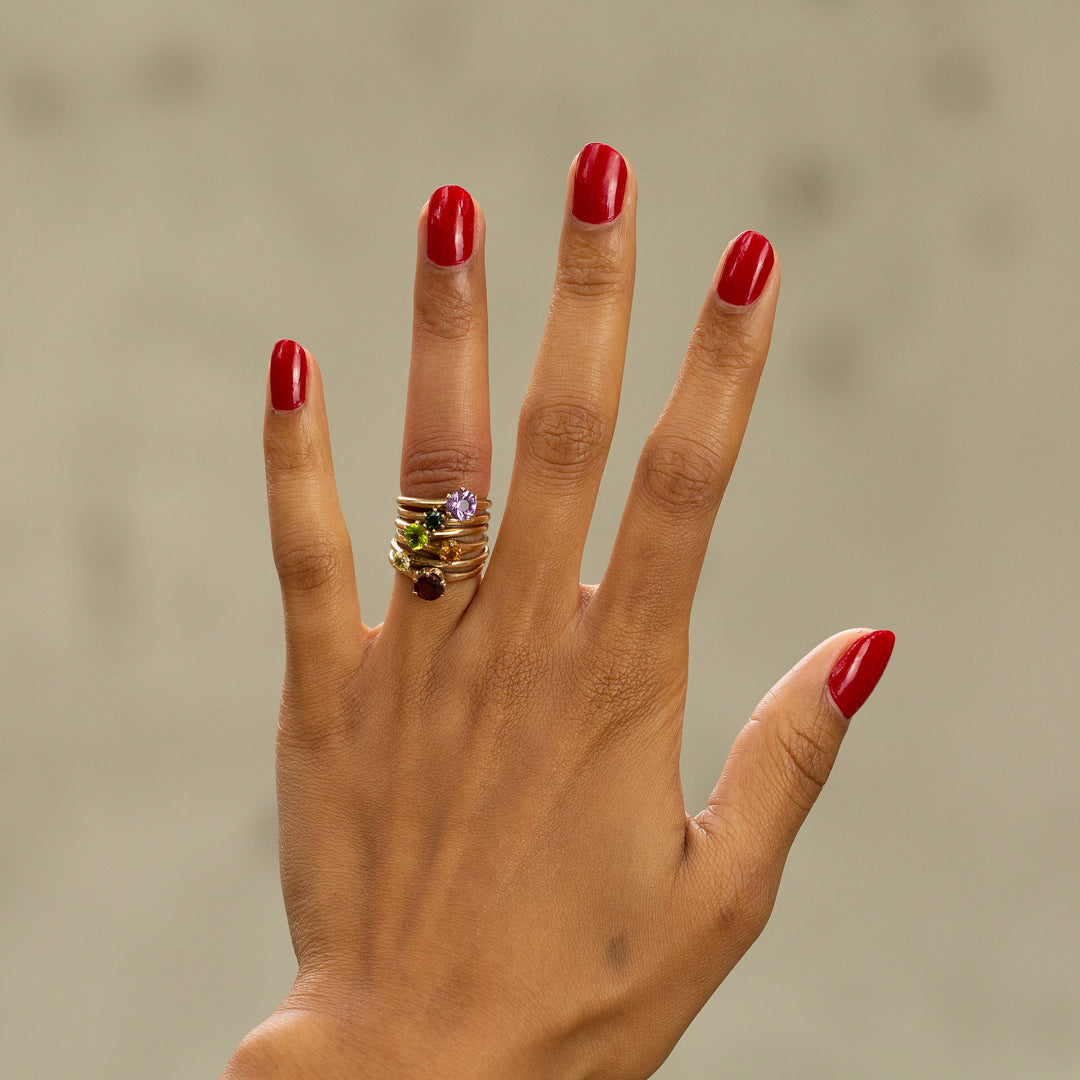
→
(2, 1, 1077, 1076)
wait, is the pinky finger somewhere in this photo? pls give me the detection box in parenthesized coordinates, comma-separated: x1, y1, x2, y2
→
(264, 340, 366, 688)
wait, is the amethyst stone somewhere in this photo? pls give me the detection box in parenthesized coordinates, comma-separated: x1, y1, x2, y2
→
(445, 488, 477, 522)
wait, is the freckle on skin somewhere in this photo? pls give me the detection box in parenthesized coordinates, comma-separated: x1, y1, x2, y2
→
(606, 934, 629, 969)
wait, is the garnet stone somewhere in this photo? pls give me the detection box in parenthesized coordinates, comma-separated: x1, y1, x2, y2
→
(413, 569, 445, 601)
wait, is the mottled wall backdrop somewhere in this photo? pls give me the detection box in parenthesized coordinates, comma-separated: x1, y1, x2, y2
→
(2, 2, 1077, 1077)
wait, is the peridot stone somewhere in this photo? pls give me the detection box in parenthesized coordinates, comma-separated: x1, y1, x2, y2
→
(402, 522, 428, 550)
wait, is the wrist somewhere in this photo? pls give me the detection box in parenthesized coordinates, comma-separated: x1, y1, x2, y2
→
(220, 1009, 350, 1080)
(219, 1006, 509, 1080)
(220, 1001, 566, 1080)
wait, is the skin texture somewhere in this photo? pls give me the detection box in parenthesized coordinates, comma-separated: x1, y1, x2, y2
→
(222, 147, 891, 1079)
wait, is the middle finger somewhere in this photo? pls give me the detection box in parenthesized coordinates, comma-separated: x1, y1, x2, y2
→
(484, 142, 637, 620)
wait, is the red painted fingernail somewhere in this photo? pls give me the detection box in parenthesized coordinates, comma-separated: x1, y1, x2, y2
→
(270, 339, 307, 411)
(572, 142, 628, 225)
(828, 630, 896, 720)
(716, 230, 775, 306)
(427, 185, 475, 266)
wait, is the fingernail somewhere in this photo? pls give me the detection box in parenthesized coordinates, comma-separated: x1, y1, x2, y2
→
(270, 339, 307, 411)
(716, 230, 775, 306)
(828, 630, 896, 720)
(427, 185, 475, 266)
(572, 142, 628, 225)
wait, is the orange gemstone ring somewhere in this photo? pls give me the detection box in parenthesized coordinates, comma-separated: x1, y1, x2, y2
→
(389, 489, 491, 601)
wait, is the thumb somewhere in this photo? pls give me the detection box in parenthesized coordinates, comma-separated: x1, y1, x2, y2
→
(683, 629, 895, 939)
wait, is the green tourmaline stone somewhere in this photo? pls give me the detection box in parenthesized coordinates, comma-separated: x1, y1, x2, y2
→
(424, 509, 445, 530)
(402, 522, 429, 550)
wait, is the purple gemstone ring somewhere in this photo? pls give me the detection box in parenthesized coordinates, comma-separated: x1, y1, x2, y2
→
(392, 489, 493, 600)
(445, 487, 478, 522)
(396, 490, 492, 516)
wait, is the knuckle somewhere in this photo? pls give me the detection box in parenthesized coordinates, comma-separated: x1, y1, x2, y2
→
(579, 639, 671, 721)
(711, 885, 750, 938)
(400, 440, 488, 496)
(637, 433, 724, 516)
(554, 236, 627, 303)
(519, 398, 610, 479)
(772, 720, 833, 814)
(273, 527, 351, 598)
(689, 316, 763, 378)
(265, 428, 325, 477)
(725, 856, 778, 941)
(414, 279, 481, 345)
(465, 635, 553, 740)
(482, 641, 548, 705)
(278, 678, 354, 748)
(695, 842, 774, 942)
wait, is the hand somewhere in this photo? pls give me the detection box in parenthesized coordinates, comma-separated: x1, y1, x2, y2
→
(223, 142, 895, 1079)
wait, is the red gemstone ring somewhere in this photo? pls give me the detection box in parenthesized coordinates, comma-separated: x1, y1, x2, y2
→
(388, 488, 491, 601)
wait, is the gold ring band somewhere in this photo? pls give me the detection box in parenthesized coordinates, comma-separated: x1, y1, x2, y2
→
(394, 517, 489, 536)
(389, 487, 491, 601)
(396, 495, 492, 511)
(389, 549, 487, 575)
(389, 539, 488, 567)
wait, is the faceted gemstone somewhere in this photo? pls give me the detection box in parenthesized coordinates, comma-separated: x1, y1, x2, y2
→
(402, 522, 429, 550)
(446, 488, 477, 521)
(414, 569, 445, 601)
(391, 550, 410, 572)
(424, 509, 445, 530)
(439, 538, 462, 562)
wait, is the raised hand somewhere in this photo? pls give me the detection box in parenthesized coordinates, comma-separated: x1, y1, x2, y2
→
(225, 142, 894, 1080)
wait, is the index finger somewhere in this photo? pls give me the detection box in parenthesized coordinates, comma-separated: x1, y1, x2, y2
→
(585, 230, 779, 643)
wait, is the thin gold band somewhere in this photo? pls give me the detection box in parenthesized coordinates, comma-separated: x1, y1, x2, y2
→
(389, 537, 488, 563)
(390, 488, 491, 600)
(396, 495, 492, 511)
(395, 511, 488, 533)
(387, 546, 486, 578)
(388, 545, 487, 574)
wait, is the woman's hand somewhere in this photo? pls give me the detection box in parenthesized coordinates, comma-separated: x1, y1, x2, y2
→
(224, 143, 894, 1080)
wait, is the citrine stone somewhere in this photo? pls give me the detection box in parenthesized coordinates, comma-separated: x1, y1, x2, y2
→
(414, 569, 445, 601)
(391, 550, 410, 572)
(424, 509, 445, 530)
(439, 538, 462, 562)
(402, 522, 428, 550)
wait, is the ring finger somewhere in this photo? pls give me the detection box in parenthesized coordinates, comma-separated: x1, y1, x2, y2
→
(385, 184, 492, 629)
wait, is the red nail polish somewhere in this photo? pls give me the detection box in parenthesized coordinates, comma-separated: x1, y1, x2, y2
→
(270, 339, 307, 411)
(716, 230, 775, 306)
(427, 185, 475, 266)
(828, 630, 896, 720)
(572, 142, 627, 225)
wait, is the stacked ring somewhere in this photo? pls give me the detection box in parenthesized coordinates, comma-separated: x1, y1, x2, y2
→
(388, 488, 491, 601)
